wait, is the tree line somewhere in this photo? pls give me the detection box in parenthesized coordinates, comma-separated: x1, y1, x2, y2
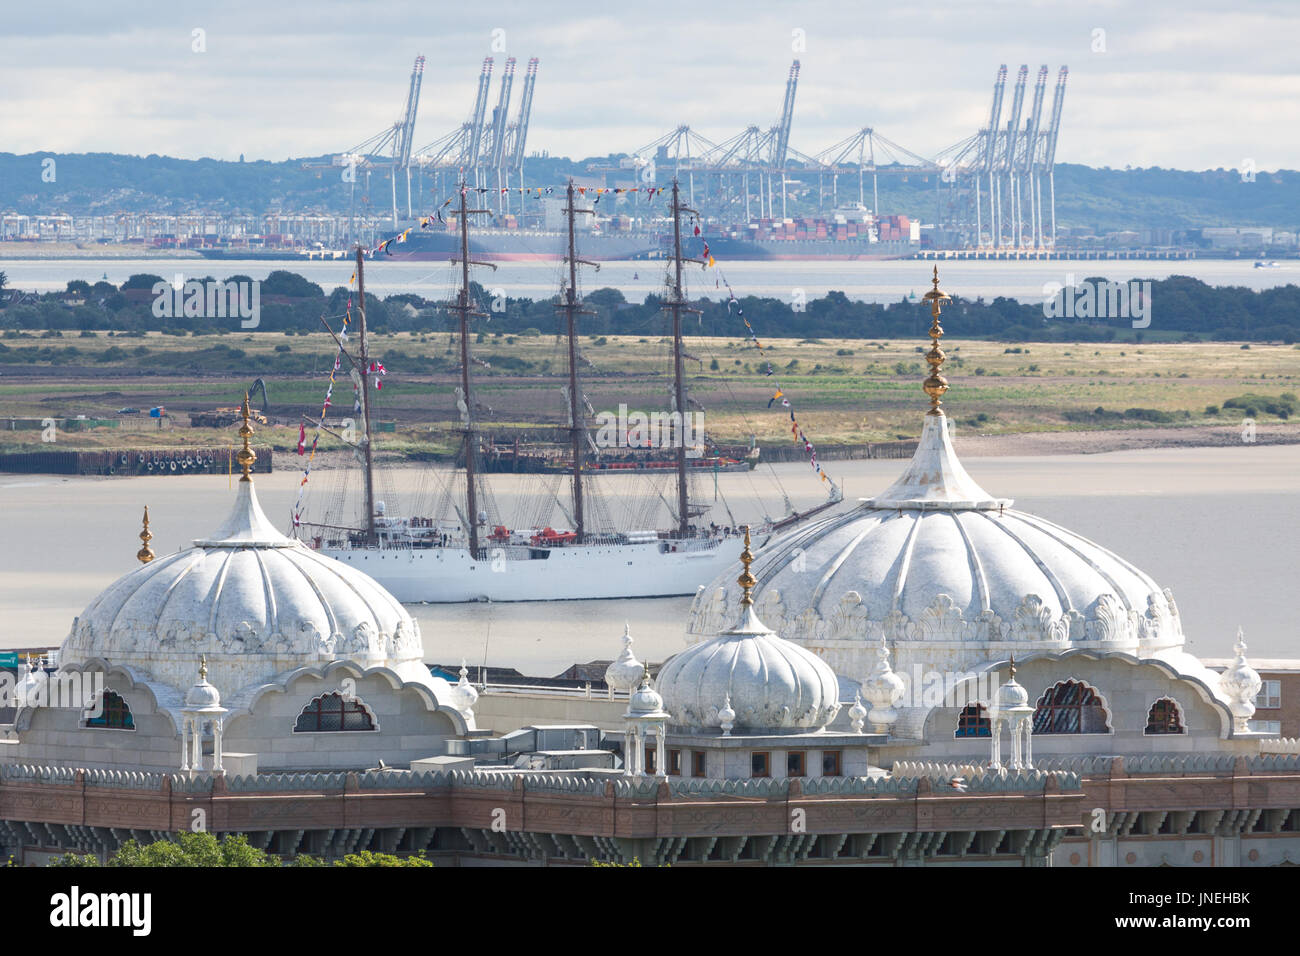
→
(3, 269, 1299, 344)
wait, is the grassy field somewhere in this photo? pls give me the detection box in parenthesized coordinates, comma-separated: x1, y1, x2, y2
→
(2, 329, 1298, 455)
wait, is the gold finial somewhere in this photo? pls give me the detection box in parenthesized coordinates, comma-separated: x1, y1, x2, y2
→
(136, 505, 155, 564)
(921, 265, 952, 416)
(199, 654, 208, 682)
(235, 392, 255, 482)
(738, 525, 756, 607)
(1008, 653, 1016, 679)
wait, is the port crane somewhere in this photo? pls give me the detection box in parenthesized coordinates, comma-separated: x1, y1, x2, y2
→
(303, 55, 425, 236)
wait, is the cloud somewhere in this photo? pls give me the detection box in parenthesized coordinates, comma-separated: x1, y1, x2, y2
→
(1, 0, 1295, 170)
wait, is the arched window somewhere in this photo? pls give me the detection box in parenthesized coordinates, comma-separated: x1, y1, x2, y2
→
(293, 692, 375, 732)
(955, 703, 991, 738)
(85, 690, 134, 730)
(1145, 698, 1185, 735)
(1032, 680, 1110, 734)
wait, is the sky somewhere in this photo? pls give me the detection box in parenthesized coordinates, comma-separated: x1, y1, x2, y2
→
(1, 0, 1297, 171)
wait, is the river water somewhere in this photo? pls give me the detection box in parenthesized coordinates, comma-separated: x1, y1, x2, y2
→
(2, 444, 1296, 674)
(1, 257, 1295, 305)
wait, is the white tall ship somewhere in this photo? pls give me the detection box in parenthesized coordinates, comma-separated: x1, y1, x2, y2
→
(299, 179, 840, 602)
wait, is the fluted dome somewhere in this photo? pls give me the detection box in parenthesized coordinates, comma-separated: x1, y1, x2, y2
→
(994, 671, 1030, 711)
(604, 624, 644, 693)
(658, 604, 841, 732)
(61, 479, 423, 696)
(687, 412, 1183, 675)
(184, 673, 222, 710)
(627, 676, 667, 717)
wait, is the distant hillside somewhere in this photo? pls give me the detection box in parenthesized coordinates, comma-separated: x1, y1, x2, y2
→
(1, 151, 1297, 233)
(0, 152, 590, 217)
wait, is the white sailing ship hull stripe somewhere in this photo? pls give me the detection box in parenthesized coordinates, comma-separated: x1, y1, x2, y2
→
(318, 537, 748, 603)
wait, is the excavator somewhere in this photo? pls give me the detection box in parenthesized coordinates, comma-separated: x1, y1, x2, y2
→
(189, 378, 270, 428)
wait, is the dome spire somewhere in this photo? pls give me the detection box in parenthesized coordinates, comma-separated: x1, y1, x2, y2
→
(738, 526, 756, 607)
(921, 266, 951, 416)
(236, 392, 256, 482)
(136, 506, 155, 564)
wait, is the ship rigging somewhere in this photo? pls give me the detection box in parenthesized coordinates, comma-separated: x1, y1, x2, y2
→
(296, 178, 842, 602)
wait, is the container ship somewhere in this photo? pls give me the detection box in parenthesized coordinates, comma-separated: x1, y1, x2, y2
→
(377, 203, 918, 262)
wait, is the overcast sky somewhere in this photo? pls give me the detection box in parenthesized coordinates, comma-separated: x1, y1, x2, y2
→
(2, 0, 1296, 171)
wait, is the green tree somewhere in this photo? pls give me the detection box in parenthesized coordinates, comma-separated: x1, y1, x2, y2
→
(331, 850, 432, 867)
(119, 273, 164, 291)
(48, 833, 434, 867)
(48, 852, 100, 867)
(110, 832, 279, 867)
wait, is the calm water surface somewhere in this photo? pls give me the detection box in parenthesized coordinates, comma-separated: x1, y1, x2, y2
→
(1, 444, 1295, 674)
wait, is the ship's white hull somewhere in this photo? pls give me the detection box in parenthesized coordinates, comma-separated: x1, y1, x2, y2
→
(317, 536, 753, 603)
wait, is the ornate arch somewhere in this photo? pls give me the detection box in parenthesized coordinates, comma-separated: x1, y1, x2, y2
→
(1032, 679, 1111, 734)
(1145, 697, 1186, 735)
(292, 691, 378, 733)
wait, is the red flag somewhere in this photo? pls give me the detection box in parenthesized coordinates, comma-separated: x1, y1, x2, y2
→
(297, 424, 306, 455)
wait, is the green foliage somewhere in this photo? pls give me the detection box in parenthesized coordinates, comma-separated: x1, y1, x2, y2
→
(110, 832, 279, 867)
(47, 832, 433, 867)
(260, 270, 323, 299)
(4, 265, 1300, 346)
(119, 273, 164, 291)
(48, 852, 101, 867)
(331, 850, 432, 867)
(1222, 392, 1298, 419)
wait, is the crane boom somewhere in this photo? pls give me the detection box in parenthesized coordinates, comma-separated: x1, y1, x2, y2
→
(487, 57, 516, 171)
(395, 55, 425, 168)
(771, 60, 800, 168)
(982, 65, 1007, 173)
(465, 57, 494, 172)
(1043, 66, 1069, 168)
(1022, 66, 1049, 173)
(508, 57, 539, 171)
(1002, 65, 1028, 172)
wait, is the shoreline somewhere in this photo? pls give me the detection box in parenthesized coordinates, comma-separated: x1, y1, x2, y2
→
(949, 422, 1296, 458)
(3, 422, 1292, 476)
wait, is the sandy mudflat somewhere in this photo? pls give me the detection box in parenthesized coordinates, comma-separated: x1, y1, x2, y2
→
(952, 423, 1298, 458)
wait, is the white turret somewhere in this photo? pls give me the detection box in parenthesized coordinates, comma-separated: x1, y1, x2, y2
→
(1219, 628, 1263, 733)
(604, 623, 643, 698)
(861, 636, 905, 734)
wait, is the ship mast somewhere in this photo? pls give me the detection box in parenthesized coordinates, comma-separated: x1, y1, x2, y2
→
(558, 180, 597, 542)
(665, 179, 702, 538)
(449, 183, 494, 557)
(354, 246, 377, 545)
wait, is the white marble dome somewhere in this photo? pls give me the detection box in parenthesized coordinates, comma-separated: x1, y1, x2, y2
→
(994, 670, 1031, 712)
(686, 412, 1184, 677)
(184, 672, 222, 710)
(61, 479, 424, 696)
(658, 604, 841, 732)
